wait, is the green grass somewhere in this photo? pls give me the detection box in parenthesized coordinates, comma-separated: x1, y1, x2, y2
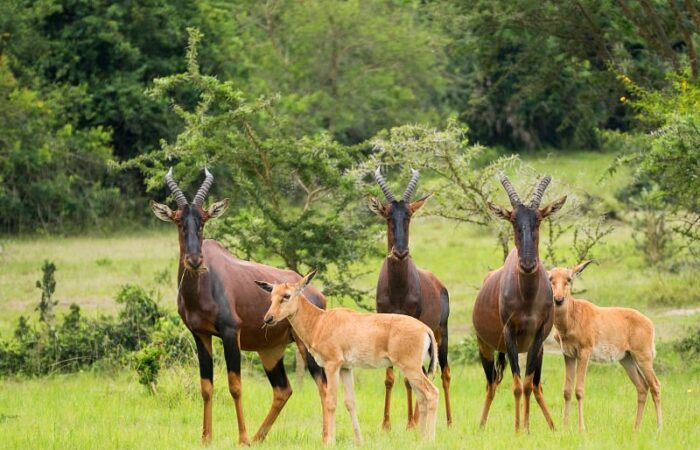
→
(1, 150, 699, 448)
(1, 362, 698, 449)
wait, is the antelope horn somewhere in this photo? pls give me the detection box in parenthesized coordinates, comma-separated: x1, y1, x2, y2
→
(192, 168, 214, 207)
(374, 167, 396, 203)
(529, 175, 552, 208)
(402, 169, 420, 202)
(165, 167, 188, 208)
(497, 172, 522, 207)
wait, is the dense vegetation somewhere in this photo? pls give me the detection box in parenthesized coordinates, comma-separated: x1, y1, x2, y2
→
(1, 0, 699, 237)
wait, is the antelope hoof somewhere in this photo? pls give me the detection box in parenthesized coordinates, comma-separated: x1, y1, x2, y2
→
(382, 421, 391, 432)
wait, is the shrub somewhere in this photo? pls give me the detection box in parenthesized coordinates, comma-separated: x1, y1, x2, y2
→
(0, 262, 185, 378)
(676, 327, 700, 359)
(449, 334, 481, 366)
(134, 346, 164, 394)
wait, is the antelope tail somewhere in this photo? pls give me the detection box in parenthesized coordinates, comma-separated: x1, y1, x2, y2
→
(426, 330, 438, 377)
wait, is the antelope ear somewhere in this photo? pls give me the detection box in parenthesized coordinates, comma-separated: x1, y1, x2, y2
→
(488, 202, 511, 221)
(540, 195, 567, 218)
(207, 198, 230, 219)
(409, 193, 433, 213)
(150, 200, 176, 222)
(368, 195, 387, 217)
(254, 280, 274, 293)
(571, 260, 595, 277)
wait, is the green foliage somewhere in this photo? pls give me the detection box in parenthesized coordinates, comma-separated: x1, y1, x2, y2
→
(35, 260, 57, 329)
(132, 29, 379, 305)
(0, 261, 189, 377)
(613, 70, 700, 251)
(431, 0, 678, 149)
(676, 326, 700, 359)
(449, 334, 481, 366)
(0, 57, 117, 233)
(358, 122, 613, 264)
(116, 284, 162, 350)
(224, 0, 448, 144)
(134, 346, 163, 394)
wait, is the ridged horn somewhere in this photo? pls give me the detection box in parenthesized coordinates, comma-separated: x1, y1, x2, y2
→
(192, 168, 214, 207)
(402, 169, 420, 202)
(165, 168, 188, 208)
(374, 167, 396, 203)
(498, 172, 522, 207)
(529, 175, 552, 208)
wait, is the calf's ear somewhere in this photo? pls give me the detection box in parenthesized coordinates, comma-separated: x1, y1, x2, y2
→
(572, 260, 595, 277)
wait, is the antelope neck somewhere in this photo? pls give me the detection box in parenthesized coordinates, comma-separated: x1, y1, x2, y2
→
(553, 295, 574, 334)
(387, 255, 416, 298)
(177, 265, 205, 309)
(286, 294, 325, 345)
(515, 263, 542, 302)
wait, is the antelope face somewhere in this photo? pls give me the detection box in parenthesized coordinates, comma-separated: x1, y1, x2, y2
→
(150, 168, 229, 272)
(256, 270, 318, 325)
(548, 260, 594, 306)
(368, 167, 431, 260)
(548, 267, 572, 305)
(488, 173, 567, 274)
(369, 198, 431, 260)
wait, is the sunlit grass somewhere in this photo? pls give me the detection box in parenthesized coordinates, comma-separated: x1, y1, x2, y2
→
(0, 361, 697, 449)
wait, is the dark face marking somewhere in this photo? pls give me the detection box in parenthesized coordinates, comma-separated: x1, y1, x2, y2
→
(179, 204, 205, 270)
(387, 201, 412, 259)
(511, 205, 541, 273)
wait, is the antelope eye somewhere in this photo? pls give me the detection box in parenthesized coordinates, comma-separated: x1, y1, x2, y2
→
(282, 294, 290, 301)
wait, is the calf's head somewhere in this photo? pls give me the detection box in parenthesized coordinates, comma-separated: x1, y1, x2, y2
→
(255, 270, 317, 325)
(548, 260, 595, 306)
(150, 168, 229, 271)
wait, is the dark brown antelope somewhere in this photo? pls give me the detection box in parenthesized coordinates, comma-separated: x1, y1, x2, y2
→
(549, 262, 662, 431)
(150, 168, 328, 445)
(368, 167, 452, 430)
(472, 173, 566, 432)
(256, 270, 439, 445)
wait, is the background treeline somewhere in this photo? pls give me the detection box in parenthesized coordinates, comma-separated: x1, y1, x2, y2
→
(2, 0, 699, 235)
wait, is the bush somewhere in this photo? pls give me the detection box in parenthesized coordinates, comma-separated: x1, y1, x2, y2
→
(449, 334, 481, 366)
(0, 262, 186, 378)
(676, 327, 700, 359)
(134, 346, 164, 394)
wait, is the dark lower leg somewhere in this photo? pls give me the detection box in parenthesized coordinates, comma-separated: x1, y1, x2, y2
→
(302, 344, 328, 438)
(532, 346, 555, 431)
(504, 328, 522, 432)
(193, 333, 214, 443)
(253, 357, 292, 442)
(222, 331, 249, 445)
(478, 348, 497, 428)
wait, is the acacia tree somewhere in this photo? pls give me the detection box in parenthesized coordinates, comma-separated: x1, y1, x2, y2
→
(127, 29, 378, 306)
(354, 122, 613, 265)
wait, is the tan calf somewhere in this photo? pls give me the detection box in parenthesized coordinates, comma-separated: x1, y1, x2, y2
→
(549, 261, 662, 431)
(255, 270, 439, 446)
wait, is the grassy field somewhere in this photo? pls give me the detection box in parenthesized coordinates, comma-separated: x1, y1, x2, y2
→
(1, 151, 699, 448)
(1, 362, 698, 449)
